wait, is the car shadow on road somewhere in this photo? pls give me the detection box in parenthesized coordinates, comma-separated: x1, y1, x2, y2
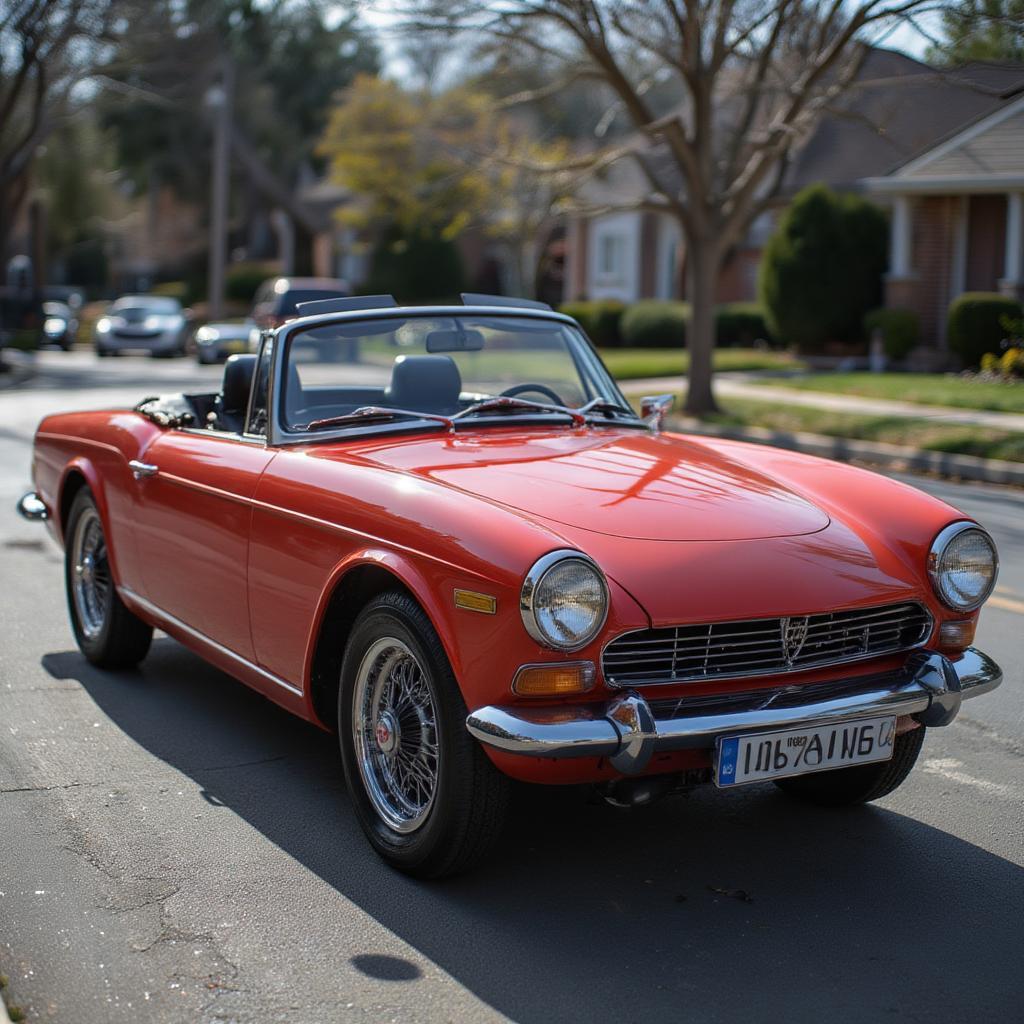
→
(44, 641, 1021, 1023)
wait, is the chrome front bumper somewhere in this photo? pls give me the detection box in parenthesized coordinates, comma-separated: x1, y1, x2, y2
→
(466, 648, 1001, 775)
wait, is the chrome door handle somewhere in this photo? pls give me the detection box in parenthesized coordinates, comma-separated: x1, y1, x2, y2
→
(129, 460, 159, 480)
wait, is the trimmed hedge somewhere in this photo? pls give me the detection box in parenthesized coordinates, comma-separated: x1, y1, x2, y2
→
(559, 300, 625, 347)
(947, 292, 1023, 368)
(864, 307, 919, 361)
(620, 300, 690, 348)
(560, 299, 774, 349)
(151, 281, 191, 304)
(716, 302, 773, 347)
(226, 262, 279, 305)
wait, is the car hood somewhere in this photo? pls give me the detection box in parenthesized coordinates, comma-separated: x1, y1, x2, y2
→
(347, 428, 830, 542)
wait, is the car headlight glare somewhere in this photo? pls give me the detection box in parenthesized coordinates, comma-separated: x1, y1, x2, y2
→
(928, 523, 998, 612)
(521, 551, 608, 651)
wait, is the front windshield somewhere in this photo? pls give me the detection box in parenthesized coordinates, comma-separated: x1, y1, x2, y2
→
(279, 314, 633, 433)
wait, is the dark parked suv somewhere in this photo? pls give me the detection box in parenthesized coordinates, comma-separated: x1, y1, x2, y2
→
(250, 277, 350, 330)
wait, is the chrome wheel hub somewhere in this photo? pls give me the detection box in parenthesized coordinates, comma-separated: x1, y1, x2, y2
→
(71, 508, 110, 640)
(352, 637, 439, 834)
(375, 710, 400, 756)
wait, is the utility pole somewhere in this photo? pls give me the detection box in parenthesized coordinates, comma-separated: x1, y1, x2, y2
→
(207, 57, 233, 320)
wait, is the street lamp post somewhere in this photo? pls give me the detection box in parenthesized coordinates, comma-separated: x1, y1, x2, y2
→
(206, 59, 233, 321)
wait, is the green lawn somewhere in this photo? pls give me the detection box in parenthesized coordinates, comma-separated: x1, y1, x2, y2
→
(757, 372, 1024, 414)
(692, 397, 1024, 463)
(600, 347, 801, 380)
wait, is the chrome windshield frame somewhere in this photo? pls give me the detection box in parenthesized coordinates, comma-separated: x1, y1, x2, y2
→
(266, 305, 637, 447)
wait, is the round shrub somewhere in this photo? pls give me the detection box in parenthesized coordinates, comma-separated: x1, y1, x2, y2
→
(863, 307, 920, 361)
(620, 300, 690, 348)
(151, 281, 191, 304)
(758, 184, 887, 353)
(715, 302, 773, 347)
(947, 293, 1023, 368)
(559, 300, 625, 347)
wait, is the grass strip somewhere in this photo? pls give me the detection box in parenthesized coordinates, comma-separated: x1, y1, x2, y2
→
(754, 372, 1024, 414)
(693, 397, 1024, 463)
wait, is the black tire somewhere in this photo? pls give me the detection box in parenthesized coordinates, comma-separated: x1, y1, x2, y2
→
(338, 592, 509, 878)
(64, 489, 153, 669)
(774, 726, 925, 806)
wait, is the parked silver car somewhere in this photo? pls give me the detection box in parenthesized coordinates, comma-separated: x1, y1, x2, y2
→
(194, 322, 257, 364)
(94, 295, 191, 358)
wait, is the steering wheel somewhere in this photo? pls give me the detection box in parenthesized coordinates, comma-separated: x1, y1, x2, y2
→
(500, 383, 565, 406)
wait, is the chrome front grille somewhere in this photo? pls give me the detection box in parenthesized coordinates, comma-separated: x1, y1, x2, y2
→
(602, 603, 933, 688)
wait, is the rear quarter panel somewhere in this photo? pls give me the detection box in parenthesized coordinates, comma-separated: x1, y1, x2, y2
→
(34, 410, 162, 593)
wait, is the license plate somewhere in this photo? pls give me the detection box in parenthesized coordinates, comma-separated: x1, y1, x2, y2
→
(715, 716, 896, 788)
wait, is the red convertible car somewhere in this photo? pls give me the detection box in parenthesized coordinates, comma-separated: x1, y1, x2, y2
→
(18, 294, 1001, 877)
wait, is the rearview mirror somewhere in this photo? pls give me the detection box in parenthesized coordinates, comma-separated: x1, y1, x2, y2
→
(426, 329, 484, 353)
(640, 394, 674, 431)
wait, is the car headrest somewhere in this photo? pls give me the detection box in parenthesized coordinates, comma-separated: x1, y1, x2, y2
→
(221, 354, 258, 415)
(386, 355, 462, 413)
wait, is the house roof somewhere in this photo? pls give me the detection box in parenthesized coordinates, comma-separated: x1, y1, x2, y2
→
(784, 50, 1024, 192)
(576, 48, 1024, 211)
(862, 90, 1024, 193)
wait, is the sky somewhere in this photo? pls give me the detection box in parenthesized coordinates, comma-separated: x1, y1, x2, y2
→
(338, 1, 941, 85)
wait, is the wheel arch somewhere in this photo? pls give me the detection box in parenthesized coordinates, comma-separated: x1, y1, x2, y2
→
(56, 459, 129, 588)
(305, 552, 459, 730)
(58, 460, 103, 543)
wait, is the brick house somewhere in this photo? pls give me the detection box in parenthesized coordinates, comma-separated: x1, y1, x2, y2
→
(562, 50, 1024, 347)
(864, 91, 1024, 348)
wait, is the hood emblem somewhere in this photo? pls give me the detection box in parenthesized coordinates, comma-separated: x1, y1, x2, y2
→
(780, 616, 809, 665)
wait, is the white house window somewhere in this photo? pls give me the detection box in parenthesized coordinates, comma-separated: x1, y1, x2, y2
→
(597, 233, 624, 277)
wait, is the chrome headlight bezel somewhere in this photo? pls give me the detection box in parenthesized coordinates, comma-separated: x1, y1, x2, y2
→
(520, 550, 609, 652)
(927, 521, 998, 612)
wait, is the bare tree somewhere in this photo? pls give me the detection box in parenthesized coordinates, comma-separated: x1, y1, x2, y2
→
(0, 1, 120, 257)
(401, 0, 936, 413)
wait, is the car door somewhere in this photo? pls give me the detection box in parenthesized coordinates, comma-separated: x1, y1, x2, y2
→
(131, 430, 274, 662)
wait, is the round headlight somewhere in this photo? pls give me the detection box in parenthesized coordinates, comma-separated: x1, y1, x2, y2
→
(928, 522, 998, 612)
(521, 550, 609, 651)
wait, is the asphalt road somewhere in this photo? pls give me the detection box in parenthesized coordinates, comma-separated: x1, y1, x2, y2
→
(1, 352, 1021, 1024)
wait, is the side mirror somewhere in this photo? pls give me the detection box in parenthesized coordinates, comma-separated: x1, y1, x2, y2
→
(640, 394, 674, 431)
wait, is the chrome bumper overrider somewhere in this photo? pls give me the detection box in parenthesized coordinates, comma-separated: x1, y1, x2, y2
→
(16, 491, 48, 521)
(466, 648, 1002, 775)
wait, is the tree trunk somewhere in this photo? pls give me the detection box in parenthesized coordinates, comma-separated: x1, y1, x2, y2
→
(684, 240, 720, 416)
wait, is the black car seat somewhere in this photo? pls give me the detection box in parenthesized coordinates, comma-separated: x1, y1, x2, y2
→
(384, 355, 462, 414)
(211, 354, 257, 433)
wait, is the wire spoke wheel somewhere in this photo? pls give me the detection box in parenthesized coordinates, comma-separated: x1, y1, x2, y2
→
(353, 636, 440, 834)
(71, 506, 111, 640)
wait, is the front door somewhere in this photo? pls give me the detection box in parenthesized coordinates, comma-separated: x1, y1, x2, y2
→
(131, 431, 275, 662)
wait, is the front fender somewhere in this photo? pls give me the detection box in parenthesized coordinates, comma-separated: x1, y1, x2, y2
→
(302, 546, 481, 700)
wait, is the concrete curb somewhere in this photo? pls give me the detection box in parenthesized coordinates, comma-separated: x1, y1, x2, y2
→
(0, 351, 37, 391)
(668, 416, 1024, 487)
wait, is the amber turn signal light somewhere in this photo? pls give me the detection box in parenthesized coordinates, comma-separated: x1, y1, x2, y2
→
(513, 662, 595, 697)
(938, 619, 976, 652)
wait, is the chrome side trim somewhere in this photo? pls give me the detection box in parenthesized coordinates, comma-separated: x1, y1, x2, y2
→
(466, 647, 1002, 775)
(16, 491, 49, 521)
(119, 587, 303, 697)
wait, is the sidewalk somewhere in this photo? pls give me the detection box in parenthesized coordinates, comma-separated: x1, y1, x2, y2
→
(622, 374, 1024, 433)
